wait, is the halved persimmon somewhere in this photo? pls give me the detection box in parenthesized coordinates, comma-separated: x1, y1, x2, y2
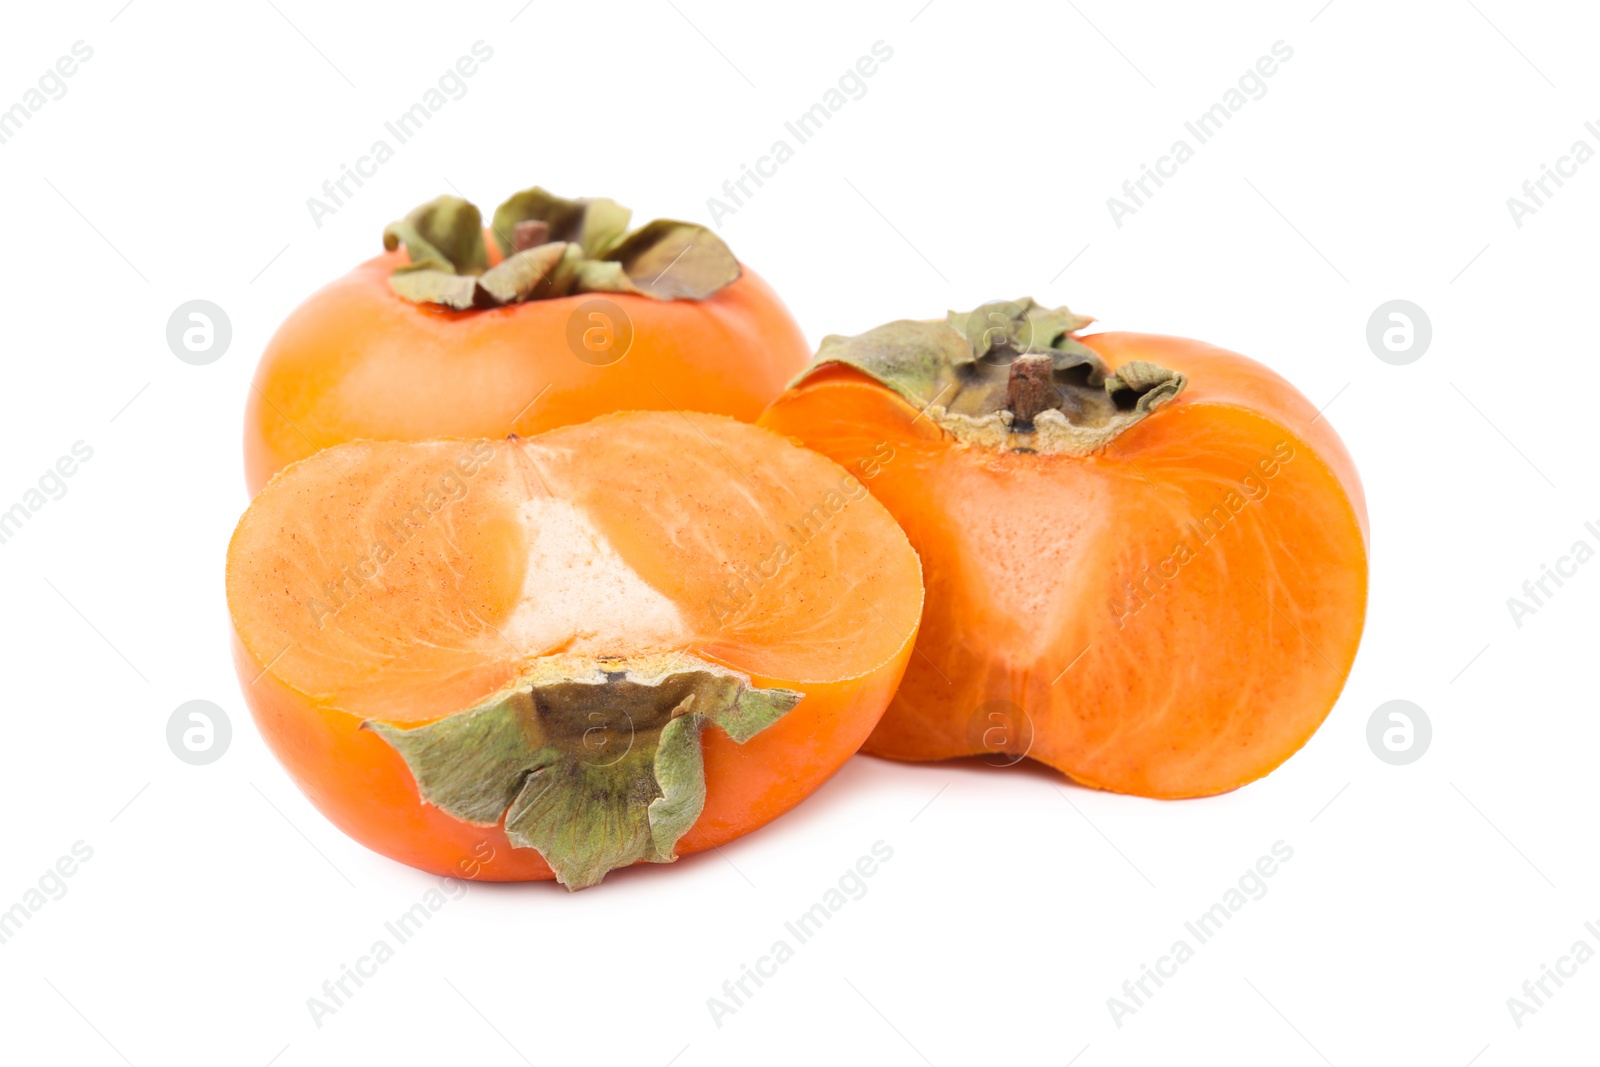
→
(760, 299, 1368, 798)
(226, 412, 922, 888)
(243, 186, 810, 495)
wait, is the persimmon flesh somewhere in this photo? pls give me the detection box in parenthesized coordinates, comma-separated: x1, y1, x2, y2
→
(243, 187, 810, 496)
(759, 300, 1368, 798)
(226, 412, 922, 887)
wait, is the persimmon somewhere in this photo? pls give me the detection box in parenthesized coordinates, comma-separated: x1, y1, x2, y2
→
(226, 412, 922, 888)
(243, 186, 810, 496)
(759, 299, 1368, 798)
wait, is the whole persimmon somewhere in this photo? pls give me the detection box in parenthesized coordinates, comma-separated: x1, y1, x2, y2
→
(243, 186, 810, 495)
(226, 412, 923, 888)
(759, 299, 1368, 798)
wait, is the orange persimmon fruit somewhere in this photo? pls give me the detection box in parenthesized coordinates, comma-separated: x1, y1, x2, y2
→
(243, 186, 810, 496)
(226, 411, 922, 888)
(759, 299, 1368, 798)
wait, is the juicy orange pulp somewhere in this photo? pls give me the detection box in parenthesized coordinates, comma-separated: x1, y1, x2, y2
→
(759, 332, 1368, 797)
(227, 412, 923, 879)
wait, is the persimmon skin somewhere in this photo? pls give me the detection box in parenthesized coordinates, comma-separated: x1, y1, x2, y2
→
(233, 632, 907, 881)
(760, 332, 1369, 798)
(243, 244, 810, 496)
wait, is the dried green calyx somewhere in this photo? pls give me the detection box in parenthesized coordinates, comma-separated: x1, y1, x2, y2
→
(364, 653, 801, 890)
(381, 187, 742, 310)
(795, 298, 1187, 454)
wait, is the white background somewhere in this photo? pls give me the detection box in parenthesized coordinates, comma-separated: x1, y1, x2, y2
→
(0, 1, 1594, 1064)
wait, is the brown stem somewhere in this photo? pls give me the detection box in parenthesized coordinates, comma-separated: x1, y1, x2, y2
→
(512, 219, 551, 252)
(1007, 353, 1058, 424)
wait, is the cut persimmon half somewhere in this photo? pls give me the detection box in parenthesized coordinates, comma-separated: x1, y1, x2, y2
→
(760, 299, 1369, 798)
(226, 412, 922, 888)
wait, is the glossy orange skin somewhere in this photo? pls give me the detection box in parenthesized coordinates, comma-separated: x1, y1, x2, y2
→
(243, 240, 810, 496)
(233, 632, 907, 881)
(760, 332, 1370, 798)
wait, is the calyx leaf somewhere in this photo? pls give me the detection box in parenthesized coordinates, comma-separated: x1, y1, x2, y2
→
(364, 656, 801, 890)
(388, 269, 490, 310)
(382, 195, 489, 276)
(601, 219, 742, 300)
(490, 187, 633, 259)
(383, 186, 741, 309)
(945, 297, 1099, 366)
(797, 298, 1187, 455)
(477, 243, 573, 305)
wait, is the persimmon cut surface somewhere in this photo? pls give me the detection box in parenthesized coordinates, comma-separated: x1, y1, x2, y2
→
(227, 412, 922, 888)
(243, 186, 810, 495)
(760, 300, 1368, 798)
